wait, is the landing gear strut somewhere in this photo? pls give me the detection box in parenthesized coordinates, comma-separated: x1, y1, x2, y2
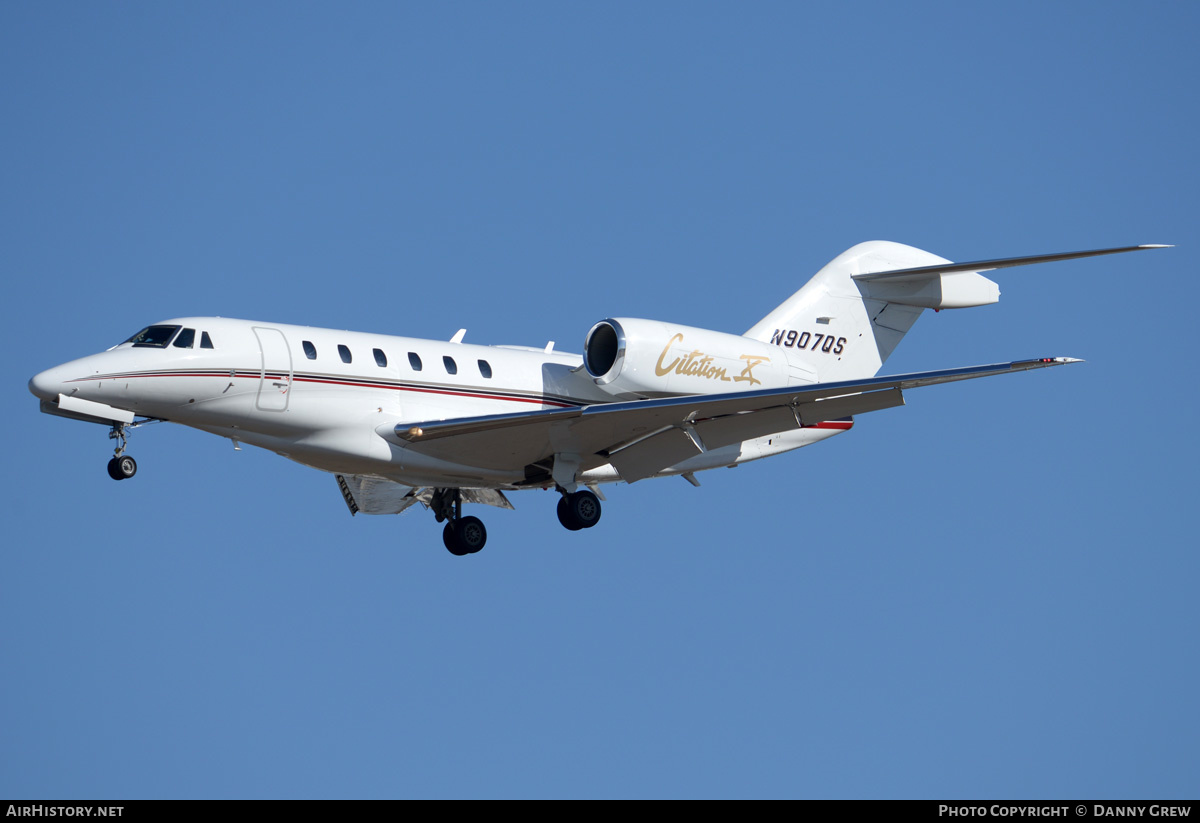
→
(557, 488, 602, 531)
(106, 423, 137, 481)
(432, 488, 487, 556)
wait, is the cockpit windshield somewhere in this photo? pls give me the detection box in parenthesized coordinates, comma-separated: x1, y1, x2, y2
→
(123, 325, 182, 348)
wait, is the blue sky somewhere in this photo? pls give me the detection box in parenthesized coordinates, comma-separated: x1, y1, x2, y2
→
(3, 2, 1196, 799)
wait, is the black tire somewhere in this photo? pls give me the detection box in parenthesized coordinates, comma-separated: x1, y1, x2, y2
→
(443, 522, 470, 556)
(456, 516, 487, 554)
(107, 455, 137, 481)
(567, 490, 602, 529)
(557, 496, 583, 531)
(557, 491, 601, 531)
(115, 455, 137, 479)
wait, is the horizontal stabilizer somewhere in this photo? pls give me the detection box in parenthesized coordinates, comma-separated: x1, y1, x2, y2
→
(851, 244, 1170, 283)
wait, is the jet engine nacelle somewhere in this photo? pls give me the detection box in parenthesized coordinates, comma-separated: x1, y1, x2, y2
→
(583, 318, 789, 398)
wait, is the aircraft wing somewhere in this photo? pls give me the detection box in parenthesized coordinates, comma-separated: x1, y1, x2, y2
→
(392, 357, 1080, 483)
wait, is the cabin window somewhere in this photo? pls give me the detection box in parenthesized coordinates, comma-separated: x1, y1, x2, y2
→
(443, 356, 457, 375)
(200, 332, 214, 349)
(302, 340, 317, 360)
(125, 325, 181, 348)
(173, 328, 196, 349)
(408, 352, 422, 371)
(478, 360, 493, 379)
(373, 348, 387, 368)
(338, 344, 352, 364)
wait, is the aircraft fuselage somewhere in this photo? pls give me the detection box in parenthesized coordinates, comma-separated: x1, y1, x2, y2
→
(29, 316, 841, 489)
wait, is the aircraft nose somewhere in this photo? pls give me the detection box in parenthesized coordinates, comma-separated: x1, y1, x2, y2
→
(29, 366, 68, 402)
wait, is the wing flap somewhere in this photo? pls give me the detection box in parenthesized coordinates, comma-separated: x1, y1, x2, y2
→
(695, 406, 801, 451)
(460, 488, 516, 509)
(336, 475, 516, 515)
(607, 427, 704, 483)
(609, 387, 907, 480)
(337, 474, 422, 515)
(795, 386, 905, 426)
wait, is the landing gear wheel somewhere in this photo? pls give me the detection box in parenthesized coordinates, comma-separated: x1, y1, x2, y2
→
(443, 516, 487, 555)
(443, 522, 470, 556)
(557, 497, 583, 531)
(107, 455, 137, 481)
(456, 516, 487, 553)
(557, 490, 601, 531)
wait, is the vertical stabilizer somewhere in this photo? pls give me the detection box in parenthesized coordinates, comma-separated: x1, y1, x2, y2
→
(745, 241, 998, 382)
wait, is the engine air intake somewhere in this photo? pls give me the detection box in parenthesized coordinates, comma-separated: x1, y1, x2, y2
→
(584, 320, 624, 381)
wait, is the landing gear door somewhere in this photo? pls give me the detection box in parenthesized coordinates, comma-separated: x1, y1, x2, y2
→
(253, 327, 293, 412)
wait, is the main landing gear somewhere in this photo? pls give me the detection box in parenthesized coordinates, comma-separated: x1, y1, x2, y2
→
(431, 486, 603, 556)
(443, 517, 487, 556)
(105, 422, 137, 481)
(556, 488, 602, 531)
(432, 488, 487, 556)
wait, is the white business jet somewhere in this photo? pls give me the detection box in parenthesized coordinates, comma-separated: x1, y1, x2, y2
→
(29, 241, 1166, 555)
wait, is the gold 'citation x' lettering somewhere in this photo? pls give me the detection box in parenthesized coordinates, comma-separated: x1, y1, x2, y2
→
(655, 333, 768, 385)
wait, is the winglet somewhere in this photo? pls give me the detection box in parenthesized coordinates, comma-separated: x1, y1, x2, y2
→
(450, 329, 467, 343)
(1011, 356, 1085, 369)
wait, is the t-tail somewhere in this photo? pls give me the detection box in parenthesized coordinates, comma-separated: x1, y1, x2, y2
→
(743, 241, 1168, 383)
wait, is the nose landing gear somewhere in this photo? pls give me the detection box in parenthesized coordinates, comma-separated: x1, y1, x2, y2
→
(107, 454, 137, 480)
(105, 423, 137, 481)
